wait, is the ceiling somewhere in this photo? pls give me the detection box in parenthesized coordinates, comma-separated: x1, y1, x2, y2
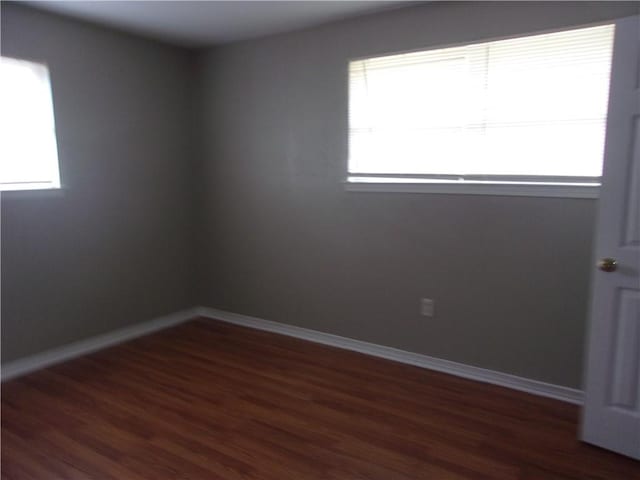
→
(25, 1, 413, 47)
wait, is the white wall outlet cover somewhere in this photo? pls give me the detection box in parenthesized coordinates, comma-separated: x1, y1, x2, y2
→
(421, 298, 434, 317)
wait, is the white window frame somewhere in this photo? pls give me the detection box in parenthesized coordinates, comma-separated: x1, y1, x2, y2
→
(1, 56, 62, 193)
(345, 23, 617, 198)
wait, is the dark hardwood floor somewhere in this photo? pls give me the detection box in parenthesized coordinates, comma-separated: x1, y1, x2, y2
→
(2, 319, 639, 479)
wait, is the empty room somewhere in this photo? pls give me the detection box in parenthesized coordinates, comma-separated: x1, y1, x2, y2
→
(1, 0, 639, 478)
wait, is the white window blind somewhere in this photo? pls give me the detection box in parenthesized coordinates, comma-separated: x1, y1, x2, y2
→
(348, 24, 615, 191)
(0, 56, 61, 191)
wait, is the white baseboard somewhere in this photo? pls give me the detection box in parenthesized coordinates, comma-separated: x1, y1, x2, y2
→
(196, 306, 584, 405)
(1, 305, 584, 405)
(1, 307, 200, 382)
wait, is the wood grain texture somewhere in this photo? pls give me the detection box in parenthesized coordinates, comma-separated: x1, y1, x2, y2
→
(2, 318, 639, 479)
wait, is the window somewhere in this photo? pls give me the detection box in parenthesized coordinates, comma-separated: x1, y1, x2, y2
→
(348, 24, 615, 197)
(1, 56, 61, 191)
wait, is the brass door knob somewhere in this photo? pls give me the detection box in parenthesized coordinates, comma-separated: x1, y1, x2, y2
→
(598, 258, 618, 272)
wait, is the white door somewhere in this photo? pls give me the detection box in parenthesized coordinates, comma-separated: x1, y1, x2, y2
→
(582, 15, 640, 460)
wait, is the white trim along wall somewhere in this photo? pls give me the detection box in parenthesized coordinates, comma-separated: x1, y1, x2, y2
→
(0, 308, 200, 381)
(1, 306, 583, 405)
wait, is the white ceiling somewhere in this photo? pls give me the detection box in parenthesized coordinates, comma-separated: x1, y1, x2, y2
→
(26, 1, 413, 47)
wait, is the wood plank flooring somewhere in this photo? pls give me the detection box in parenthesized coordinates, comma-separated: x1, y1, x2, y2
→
(2, 318, 639, 479)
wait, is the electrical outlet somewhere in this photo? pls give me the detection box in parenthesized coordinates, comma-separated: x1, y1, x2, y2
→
(420, 298, 434, 317)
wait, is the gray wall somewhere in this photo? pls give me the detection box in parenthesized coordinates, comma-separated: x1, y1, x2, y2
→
(3, 1, 638, 389)
(198, 1, 639, 389)
(1, 3, 198, 362)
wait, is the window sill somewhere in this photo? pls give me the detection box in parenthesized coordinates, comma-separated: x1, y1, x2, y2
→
(0, 186, 65, 199)
(344, 180, 599, 198)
